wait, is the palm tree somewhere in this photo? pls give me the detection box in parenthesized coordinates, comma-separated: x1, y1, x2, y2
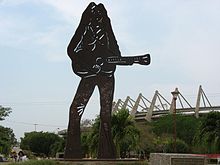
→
(111, 109, 140, 158)
(87, 109, 140, 158)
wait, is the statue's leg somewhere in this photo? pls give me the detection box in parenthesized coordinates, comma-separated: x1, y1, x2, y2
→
(97, 75, 116, 159)
(64, 78, 95, 159)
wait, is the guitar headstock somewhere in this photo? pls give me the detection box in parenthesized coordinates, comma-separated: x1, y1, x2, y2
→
(136, 54, 151, 65)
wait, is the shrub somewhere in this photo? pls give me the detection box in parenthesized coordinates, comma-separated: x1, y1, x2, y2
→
(163, 138, 190, 153)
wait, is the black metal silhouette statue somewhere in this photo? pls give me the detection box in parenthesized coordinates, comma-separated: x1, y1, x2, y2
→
(64, 2, 150, 159)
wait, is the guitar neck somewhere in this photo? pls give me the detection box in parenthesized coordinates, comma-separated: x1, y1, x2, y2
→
(106, 54, 150, 65)
(106, 57, 131, 65)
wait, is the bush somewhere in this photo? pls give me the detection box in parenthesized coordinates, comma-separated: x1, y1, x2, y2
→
(163, 138, 190, 153)
(20, 132, 64, 157)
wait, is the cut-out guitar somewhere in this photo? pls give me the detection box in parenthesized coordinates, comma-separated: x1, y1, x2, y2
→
(72, 54, 151, 78)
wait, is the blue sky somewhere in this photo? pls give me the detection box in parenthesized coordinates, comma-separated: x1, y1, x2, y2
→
(1, 0, 220, 140)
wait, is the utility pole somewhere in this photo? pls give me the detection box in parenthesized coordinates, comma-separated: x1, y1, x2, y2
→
(171, 88, 179, 153)
(34, 124, 37, 132)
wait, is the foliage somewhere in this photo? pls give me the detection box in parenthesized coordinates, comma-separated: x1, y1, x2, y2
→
(152, 114, 200, 145)
(20, 132, 64, 157)
(83, 109, 140, 158)
(111, 109, 140, 158)
(86, 116, 100, 157)
(0, 126, 15, 155)
(150, 136, 190, 154)
(79, 119, 95, 157)
(0, 106, 16, 155)
(0, 105, 11, 121)
(49, 138, 65, 157)
(0, 126, 17, 155)
(136, 122, 157, 158)
(163, 138, 190, 153)
(193, 111, 220, 153)
(81, 132, 91, 158)
(150, 112, 220, 154)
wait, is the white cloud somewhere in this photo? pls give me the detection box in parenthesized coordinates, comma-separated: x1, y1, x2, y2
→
(1, 0, 220, 88)
(38, 0, 90, 22)
(0, 1, 72, 62)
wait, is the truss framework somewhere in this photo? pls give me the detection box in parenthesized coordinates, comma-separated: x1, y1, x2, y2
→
(112, 85, 219, 122)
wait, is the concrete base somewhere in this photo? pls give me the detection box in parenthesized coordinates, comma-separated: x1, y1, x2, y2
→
(149, 153, 207, 165)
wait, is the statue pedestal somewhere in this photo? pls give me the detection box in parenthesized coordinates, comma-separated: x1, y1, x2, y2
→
(149, 153, 207, 165)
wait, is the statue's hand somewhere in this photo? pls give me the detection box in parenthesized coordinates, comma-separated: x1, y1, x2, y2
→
(92, 64, 101, 74)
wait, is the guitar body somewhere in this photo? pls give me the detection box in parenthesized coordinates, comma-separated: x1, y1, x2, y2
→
(71, 49, 117, 78)
(71, 50, 151, 78)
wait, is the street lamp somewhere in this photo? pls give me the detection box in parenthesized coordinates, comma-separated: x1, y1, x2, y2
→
(171, 88, 179, 153)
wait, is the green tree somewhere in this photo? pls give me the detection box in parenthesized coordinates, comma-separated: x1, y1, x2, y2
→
(0, 105, 11, 121)
(50, 138, 65, 157)
(111, 109, 140, 158)
(20, 131, 64, 157)
(86, 109, 140, 158)
(81, 132, 90, 158)
(79, 119, 94, 157)
(152, 114, 200, 145)
(136, 122, 156, 158)
(0, 126, 17, 155)
(0, 105, 16, 155)
(194, 111, 220, 153)
(87, 116, 100, 157)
